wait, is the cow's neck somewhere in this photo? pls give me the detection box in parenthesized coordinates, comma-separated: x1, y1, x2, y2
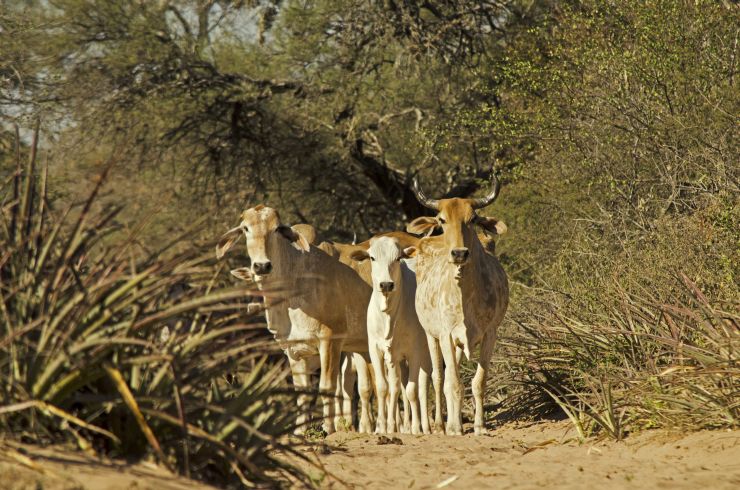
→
(375, 293, 401, 341)
(259, 233, 301, 286)
(251, 234, 302, 340)
(376, 263, 414, 340)
(452, 233, 486, 293)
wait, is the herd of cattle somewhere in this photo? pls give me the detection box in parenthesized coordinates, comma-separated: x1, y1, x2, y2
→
(216, 174, 509, 436)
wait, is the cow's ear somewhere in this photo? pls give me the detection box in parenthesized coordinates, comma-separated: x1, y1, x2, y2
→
(406, 216, 438, 235)
(216, 225, 244, 259)
(230, 267, 254, 283)
(349, 249, 370, 262)
(475, 216, 507, 235)
(291, 223, 317, 245)
(277, 225, 311, 252)
(402, 246, 417, 258)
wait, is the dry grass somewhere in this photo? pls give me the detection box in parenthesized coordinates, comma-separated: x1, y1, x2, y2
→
(495, 274, 738, 440)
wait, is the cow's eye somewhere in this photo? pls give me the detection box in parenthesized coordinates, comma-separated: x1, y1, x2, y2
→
(370, 257, 375, 261)
(438, 217, 446, 224)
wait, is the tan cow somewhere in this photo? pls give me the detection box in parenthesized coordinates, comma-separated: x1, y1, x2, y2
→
(216, 205, 373, 434)
(406, 173, 509, 435)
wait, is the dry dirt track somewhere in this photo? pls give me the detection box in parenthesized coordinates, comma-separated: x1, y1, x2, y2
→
(1, 421, 738, 489)
(303, 420, 740, 489)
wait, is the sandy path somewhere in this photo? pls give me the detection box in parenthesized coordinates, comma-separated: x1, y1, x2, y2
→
(302, 421, 740, 489)
(2, 421, 738, 489)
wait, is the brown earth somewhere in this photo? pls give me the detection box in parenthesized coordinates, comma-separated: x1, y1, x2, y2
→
(2, 421, 739, 489)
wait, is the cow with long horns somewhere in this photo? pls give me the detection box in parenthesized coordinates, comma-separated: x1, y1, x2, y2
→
(406, 172, 509, 435)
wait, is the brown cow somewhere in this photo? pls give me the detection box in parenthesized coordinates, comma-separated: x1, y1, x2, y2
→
(217, 205, 372, 434)
(406, 173, 509, 435)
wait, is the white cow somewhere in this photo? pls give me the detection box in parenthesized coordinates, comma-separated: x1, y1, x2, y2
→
(351, 236, 431, 434)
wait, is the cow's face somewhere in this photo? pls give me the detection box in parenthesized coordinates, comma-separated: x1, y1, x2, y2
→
(215, 205, 309, 277)
(407, 198, 506, 266)
(350, 237, 416, 304)
(405, 171, 506, 266)
(240, 206, 281, 276)
(436, 199, 476, 265)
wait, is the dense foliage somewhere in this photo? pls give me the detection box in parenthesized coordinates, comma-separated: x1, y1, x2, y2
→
(2, 0, 737, 455)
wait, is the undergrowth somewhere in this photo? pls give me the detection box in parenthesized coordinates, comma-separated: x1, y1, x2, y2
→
(0, 127, 313, 487)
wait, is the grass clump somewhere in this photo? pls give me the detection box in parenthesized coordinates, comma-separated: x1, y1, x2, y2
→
(498, 275, 737, 440)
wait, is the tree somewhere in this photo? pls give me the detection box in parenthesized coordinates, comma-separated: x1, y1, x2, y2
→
(2, 0, 549, 240)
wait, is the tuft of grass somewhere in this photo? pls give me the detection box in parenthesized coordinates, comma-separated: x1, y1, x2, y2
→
(496, 275, 738, 440)
(0, 127, 314, 487)
(304, 424, 328, 443)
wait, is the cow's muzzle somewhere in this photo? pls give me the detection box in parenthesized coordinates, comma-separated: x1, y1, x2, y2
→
(252, 261, 273, 275)
(379, 281, 395, 294)
(450, 248, 469, 265)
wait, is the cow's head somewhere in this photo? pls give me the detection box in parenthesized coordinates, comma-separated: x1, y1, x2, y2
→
(406, 173, 506, 266)
(215, 205, 310, 278)
(350, 236, 416, 308)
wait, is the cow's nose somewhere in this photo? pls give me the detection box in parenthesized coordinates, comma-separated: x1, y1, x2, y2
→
(379, 281, 395, 293)
(451, 248, 469, 263)
(252, 261, 272, 275)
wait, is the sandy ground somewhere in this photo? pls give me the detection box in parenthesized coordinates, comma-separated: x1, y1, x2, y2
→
(2, 421, 738, 489)
(301, 420, 740, 489)
(0, 441, 215, 490)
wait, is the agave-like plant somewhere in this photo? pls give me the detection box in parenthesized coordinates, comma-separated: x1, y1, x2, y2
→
(0, 126, 313, 487)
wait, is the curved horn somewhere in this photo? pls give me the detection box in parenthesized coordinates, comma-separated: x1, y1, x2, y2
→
(471, 172, 501, 209)
(411, 175, 440, 211)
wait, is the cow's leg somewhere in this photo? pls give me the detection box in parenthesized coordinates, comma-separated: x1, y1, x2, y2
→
(354, 353, 374, 433)
(399, 362, 411, 433)
(405, 358, 422, 435)
(369, 345, 388, 434)
(319, 338, 342, 434)
(440, 333, 463, 435)
(288, 355, 315, 435)
(455, 345, 464, 366)
(386, 359, 401, 434)
(334, 356, 344, 429)
(334, 354, 356, 431)
(426, 334, 444, 433)
(473, 331, 496, 436)
(364, 355, 377, 428)
(419, 354, 432, 435)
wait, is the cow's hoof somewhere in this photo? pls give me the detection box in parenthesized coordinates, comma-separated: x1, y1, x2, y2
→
(474, 425, 488, 436)
(358, 419, 373, 433)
